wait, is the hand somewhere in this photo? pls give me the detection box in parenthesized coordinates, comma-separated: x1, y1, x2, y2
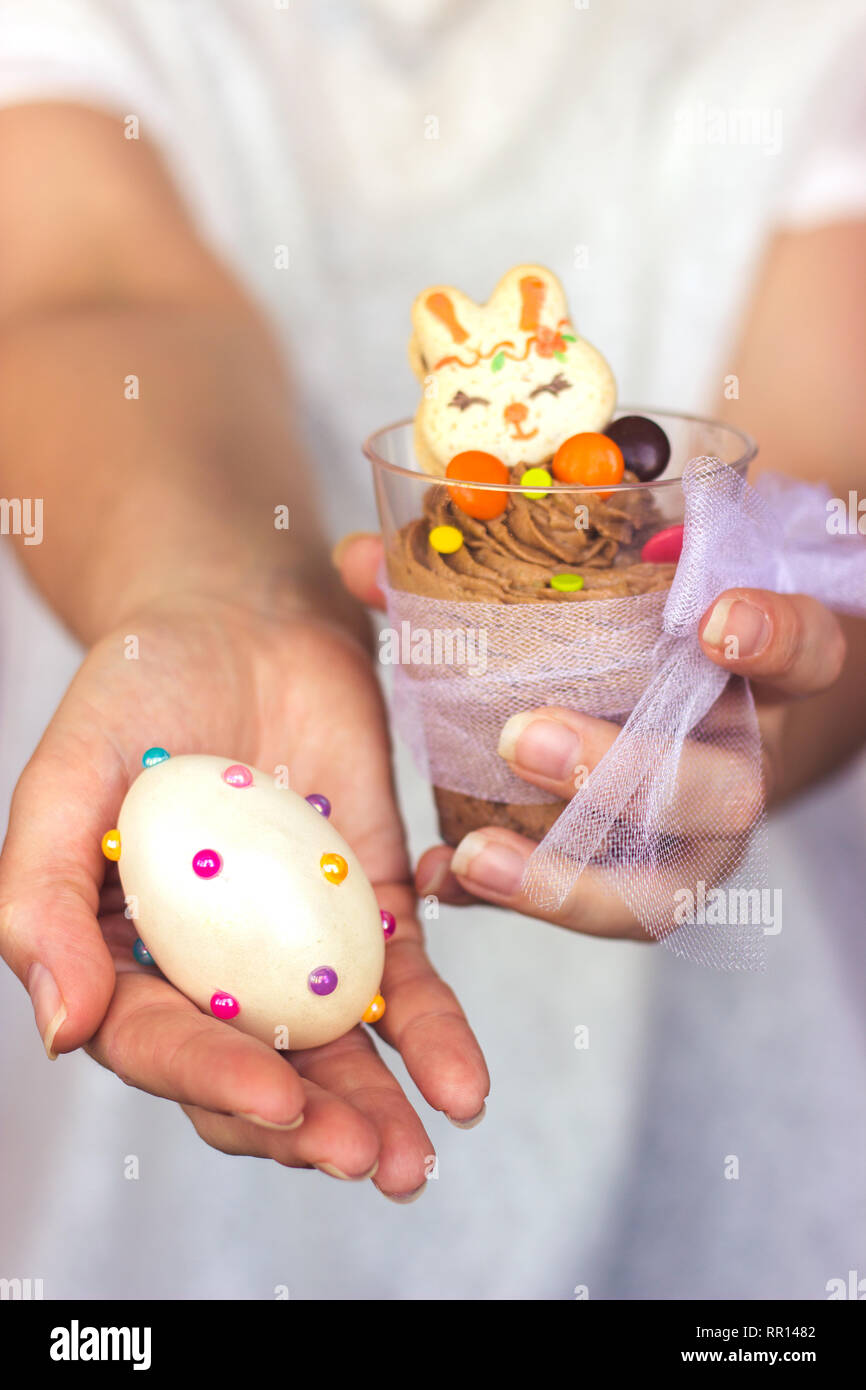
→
(337, 534, 847, 938)
(0, 593, 489, 1199)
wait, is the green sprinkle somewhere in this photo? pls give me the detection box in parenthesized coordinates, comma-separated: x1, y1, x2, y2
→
(561, 333, 576, 342)
(491, 351, 505, 371)
(550, 573, 584, 593)
(553, 350, 566, 362)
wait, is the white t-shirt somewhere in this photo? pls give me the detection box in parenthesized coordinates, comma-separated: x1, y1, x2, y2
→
(0, 0, 864, 1298)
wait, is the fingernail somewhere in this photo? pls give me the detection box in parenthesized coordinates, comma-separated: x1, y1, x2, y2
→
(236, 1111, 304, 1131)
(330, 531, 368, 569)
(445, 1102, 487, 1130)
(27, 962, 66, 1060)
(450, 832, 525, 896)
(703, 596, 771, 658)
(498, 712, 581, 780)
(417, 858, 456, 897)
(315, 1159, 379, 1182)
(378, 1183, 426, 1205)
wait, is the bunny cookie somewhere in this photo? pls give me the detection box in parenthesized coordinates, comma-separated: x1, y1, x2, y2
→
(408, 264, 616, 476)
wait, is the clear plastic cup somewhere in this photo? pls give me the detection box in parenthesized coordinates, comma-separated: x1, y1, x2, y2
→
(364, 408, 757, 844)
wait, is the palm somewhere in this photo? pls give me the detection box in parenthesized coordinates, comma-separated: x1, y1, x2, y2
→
(0, 596, 488, 1197)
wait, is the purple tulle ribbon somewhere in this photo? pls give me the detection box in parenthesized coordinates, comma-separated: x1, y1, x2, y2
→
(381, 459, 866, 969)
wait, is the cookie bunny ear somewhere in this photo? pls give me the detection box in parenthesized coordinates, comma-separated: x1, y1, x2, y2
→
(410, 285, 483, 371)
(486, 264, 572, 337)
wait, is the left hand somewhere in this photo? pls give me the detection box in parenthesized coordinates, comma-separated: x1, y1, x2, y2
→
(336, 535, 847, 938)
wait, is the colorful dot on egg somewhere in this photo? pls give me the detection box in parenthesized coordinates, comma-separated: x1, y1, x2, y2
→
(520, 467, 553, 499)
(429, 524, 464, 554)
(223, 764, 253, 788)
(193, 849, 222, 879)
(210, 991, 240, 1020)
(142, 747, 170, 769)
(306, 793, 331, 817)
(133, 938, 155, 966)
(550, 573, 585, 593)
(101, 829, 121, 861)
(320, 852, 348, 884)
(381, 909, 396, 939)
(308, 966, 338, 996)
(363, 994, 386, 1024)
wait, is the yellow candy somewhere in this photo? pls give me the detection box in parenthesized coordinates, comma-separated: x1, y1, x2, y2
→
(550, 573, 584, 593)
(362, 994, 386, 1024)
(519, 467, 553, 499)
(320, 852, 348, 885)
(101, 829, 121, 861)
(429, 524, 464, 554)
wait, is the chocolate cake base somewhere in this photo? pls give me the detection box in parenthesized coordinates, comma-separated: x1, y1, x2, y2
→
(433, 786, 566, 846)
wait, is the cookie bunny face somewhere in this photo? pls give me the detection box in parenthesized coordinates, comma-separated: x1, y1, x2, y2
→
(409, 265, 617, 474)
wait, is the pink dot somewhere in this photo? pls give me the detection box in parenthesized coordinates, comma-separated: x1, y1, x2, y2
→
(381, 909, 396, 939)
(210, 992, 240, 1020)
(193, 849, 222, 878)
(641, 524, 684, 565)
(223, 764, 253, 788)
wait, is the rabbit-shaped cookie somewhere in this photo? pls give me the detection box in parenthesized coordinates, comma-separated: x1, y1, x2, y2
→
(409, 264, 616, 476)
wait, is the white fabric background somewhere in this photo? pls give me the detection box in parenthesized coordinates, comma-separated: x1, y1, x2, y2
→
(0, 0, 864, 1298)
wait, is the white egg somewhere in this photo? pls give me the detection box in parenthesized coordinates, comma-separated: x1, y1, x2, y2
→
(112, 754, 386, 1049)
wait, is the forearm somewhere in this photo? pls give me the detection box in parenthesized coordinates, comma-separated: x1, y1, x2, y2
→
(0, 301, 366, 645)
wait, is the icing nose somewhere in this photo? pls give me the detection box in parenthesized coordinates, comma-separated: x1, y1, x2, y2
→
(504, 402, 528, 426)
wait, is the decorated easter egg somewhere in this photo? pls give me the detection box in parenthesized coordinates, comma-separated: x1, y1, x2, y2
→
(110, 754, 386, 1050)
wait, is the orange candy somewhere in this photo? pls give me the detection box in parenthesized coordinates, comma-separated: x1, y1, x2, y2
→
(551, 432, 625, 496)
(363, 994, 386, 1024)
(446, 451, 509, 521)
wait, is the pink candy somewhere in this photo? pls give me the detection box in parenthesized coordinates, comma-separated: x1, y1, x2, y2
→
(223, 764, 253, 788)
(210, 992, 240, 1020)
(641, 524, 684, 565)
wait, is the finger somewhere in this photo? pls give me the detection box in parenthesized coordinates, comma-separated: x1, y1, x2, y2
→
(700, 589, 846, 698)
(495, 706, 766, 836)
(87, 968, 308, 1127)
(291, 1020, 435, 1201)
(447, 826, 647, 938)
(332, 532, 386, 610)
(180, 1073, 381, 1180)
(0, 732, 122, 1056)
(374, 885, 489, 1127)
(415, 846, 478, 904)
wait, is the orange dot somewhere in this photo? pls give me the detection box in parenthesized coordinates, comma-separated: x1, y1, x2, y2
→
(362, 994, 386, 1024)
(320, 852, 348, 885)
(552, 433, 624, 497)
(446, 451, 509, 521)
(101, 829, 121, 862)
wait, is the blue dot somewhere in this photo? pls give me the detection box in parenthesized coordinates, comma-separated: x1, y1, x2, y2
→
(133, 938, 155, 966)
(142, 747, 170, 768)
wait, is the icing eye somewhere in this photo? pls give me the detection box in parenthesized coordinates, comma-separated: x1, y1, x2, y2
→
(449, 390, 490, 411)
(528, 372, 572, 399)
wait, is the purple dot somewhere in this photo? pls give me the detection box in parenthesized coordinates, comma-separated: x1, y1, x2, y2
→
(193, 849, 222, 879)
(381, 910, 396, 939)
(306, 793, 331, 818)
(308, 966, 338, 996)
(223, 764, 252, 788)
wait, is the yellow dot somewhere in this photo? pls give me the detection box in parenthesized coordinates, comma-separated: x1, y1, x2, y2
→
(320, 852, 348, 885)
(428, 524, 464, 554)
(362, 994, 386, 1024)
(519, 467, 553, 499)
(550, 573, 584, 593)
(101, 829, 121, 861)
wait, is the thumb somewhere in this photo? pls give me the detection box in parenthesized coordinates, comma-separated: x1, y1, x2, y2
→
(0, 727, 121, 1057)
(699, 588, 846, 698)
(332, 532, 386, 610)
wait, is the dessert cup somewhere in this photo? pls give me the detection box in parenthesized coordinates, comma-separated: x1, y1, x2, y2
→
(365, 409, 757, 846)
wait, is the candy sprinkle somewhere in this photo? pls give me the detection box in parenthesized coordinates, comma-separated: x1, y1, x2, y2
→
(223, 764, 253, 788)
(133, 938, 155, 966)
(305, 793, 331, 817)
(363, 994, 386, 1024)
(101, 829, 121, 861)
(429, 524, 464, 554)
(381, 909, 396, 939)
(519, 467, 552, 499)
(550, 573, 585, 593)
(142, 747, 170, 768)
(320, 852, 348, 885)
(308, 966, 338, 996)
(192, 849, 222, 879)
(210, 992, 240, 1020)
